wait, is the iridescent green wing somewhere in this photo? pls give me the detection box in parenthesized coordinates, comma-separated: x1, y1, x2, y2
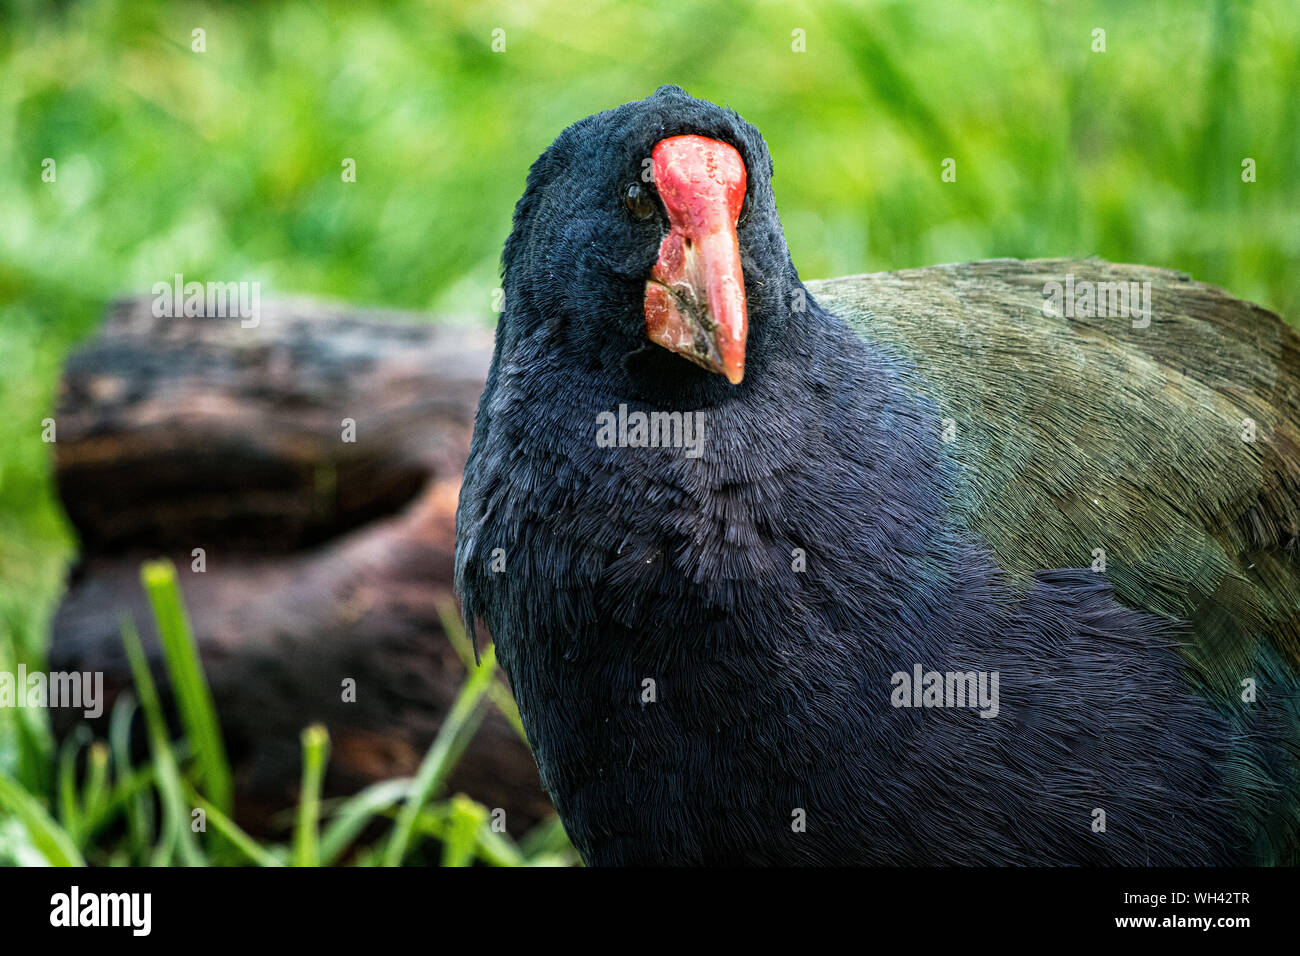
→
(811, 258, 1300, 696)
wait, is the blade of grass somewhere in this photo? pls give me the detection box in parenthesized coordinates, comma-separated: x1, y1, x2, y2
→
(473, 821, 527, 867)
(519, 814, 577, 860)
(82, 759, 158, 848)
(439, 599, 527, 742)
(0, 773, 84, 866)
(383, 643, 497, 866)
(440, 794, 488, 867)
(140, 559, 233, 813)
(407, 802, 526, 867)
(120, 613, 206, 867)
(293, 724, 329, 867)
(56, 724, 90, 845)
(79, 741, 111, 835)
(108, 692, 152, 856)
(184, 782, 285, 867)
(319, 777, 412, 866)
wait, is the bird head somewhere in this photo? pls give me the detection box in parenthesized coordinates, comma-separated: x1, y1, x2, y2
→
(501, 86, 795, 396)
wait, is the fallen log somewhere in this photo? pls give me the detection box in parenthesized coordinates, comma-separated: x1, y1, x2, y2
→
(49, 298, 555, 834)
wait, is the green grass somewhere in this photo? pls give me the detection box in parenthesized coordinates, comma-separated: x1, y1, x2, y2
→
(0, 565, 578, 866)
(140, 560, 232, 816)
(1, 0, 1297, 865)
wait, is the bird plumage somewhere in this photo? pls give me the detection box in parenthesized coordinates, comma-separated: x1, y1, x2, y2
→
(455, 86, 1300, 865)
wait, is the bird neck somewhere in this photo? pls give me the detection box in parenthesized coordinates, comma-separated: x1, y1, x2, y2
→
(463, 291, 969, 676)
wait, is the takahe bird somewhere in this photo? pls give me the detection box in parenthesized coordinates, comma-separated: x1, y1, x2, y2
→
(455, 86, 1300, 865)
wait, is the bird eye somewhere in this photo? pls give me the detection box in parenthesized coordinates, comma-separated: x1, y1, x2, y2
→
(624, 183, 656, 221)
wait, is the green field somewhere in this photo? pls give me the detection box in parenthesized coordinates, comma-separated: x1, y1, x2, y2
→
(1, 0, 1297, 864)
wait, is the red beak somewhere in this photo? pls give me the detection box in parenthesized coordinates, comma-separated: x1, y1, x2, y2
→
(643, 135, 748, 385)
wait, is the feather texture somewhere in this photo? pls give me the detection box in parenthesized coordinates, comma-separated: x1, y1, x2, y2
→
(455, 89, 1300, 865)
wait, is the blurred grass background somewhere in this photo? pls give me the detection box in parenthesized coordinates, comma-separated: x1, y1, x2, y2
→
(0, 0, 1297, 861)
